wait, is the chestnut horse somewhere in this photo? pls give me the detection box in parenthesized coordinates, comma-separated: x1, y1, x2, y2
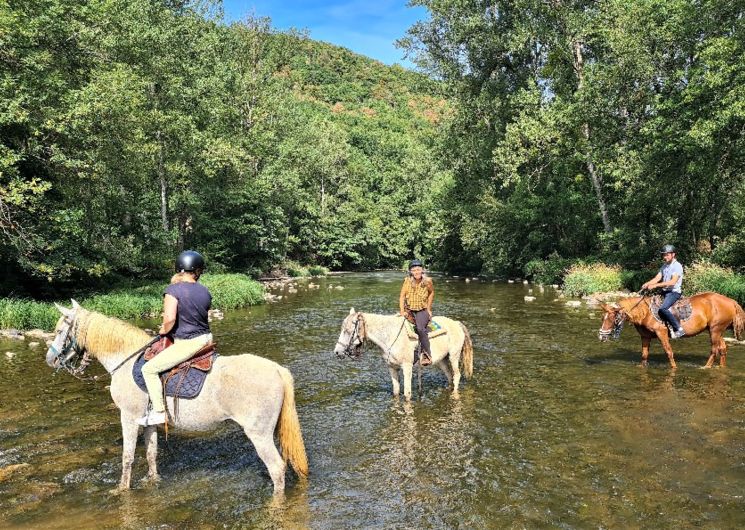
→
(598, 292, 745, 368)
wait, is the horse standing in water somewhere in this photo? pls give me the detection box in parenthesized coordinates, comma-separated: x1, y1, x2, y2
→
(598, 292, 745, 368)
(334, 308, 473, 398)
(45, 301, 308, 493)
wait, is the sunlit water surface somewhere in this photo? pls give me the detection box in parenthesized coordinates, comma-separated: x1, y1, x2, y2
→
(2, 272, 745, 528)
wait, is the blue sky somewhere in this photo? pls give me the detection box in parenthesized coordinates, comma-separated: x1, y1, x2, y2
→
(222, 1, 428, 68)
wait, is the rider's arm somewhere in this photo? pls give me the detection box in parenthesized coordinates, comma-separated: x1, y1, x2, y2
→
(656, 273, 679, 289)
(642, 272, 662, 289)
(399, 282, 408, 316)
(426, 280, 435, 315)
(159, 294, 178, 335)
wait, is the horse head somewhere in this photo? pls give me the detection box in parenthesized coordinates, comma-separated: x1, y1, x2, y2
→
(334, 307, 366, 359)
(46, 299, 86, 371)
(598, 302, 626, 341)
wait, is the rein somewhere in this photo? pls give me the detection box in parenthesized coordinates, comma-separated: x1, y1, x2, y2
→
(109, 335, 162, 375)
(50, 311, 161, 379)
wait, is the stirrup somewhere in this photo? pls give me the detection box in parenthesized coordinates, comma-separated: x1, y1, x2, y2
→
(420, 352, 432, 366)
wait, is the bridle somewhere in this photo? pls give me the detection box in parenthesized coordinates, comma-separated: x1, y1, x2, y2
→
(598, 309, 626, 340)
(336, 314, 366, 359)
(48, 312, 93, 379)
(50, 311, 163, 378)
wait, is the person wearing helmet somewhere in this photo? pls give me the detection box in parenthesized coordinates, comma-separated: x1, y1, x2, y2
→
(641, 244, 686, 339)
(138, 250, 213, 426)
(399, 259, 435, 366)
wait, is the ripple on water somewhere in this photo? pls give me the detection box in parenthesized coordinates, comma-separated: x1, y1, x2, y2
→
(3, 273, 745, 527)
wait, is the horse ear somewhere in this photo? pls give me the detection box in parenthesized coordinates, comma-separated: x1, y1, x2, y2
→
(55, 302, 72, 316)
(349, 307, 355, 315)
(70, 299, 81, 310)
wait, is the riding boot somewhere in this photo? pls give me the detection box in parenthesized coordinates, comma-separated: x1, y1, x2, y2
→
(420, 350, 432, 366)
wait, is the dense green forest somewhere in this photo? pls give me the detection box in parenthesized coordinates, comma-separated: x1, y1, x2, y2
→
(402, 0, 744, 275)
(0, 0, 449, 297)
(2, 0, 744, 299)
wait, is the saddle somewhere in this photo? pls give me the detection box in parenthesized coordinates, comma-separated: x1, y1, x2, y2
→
(649, 295, 694, 324)
(405, 318, 448, 341)
(132, 336, 218, 400)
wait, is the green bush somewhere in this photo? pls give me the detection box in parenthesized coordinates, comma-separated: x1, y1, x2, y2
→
(619, 269, 657, 292)
(0, 299, 60, 330)
(307, 265, 329, 276)
(284, 261, 311, 277)
(0, 273, 265, 331)
(523, 253, 573, 284)
(562, 263, 624, 297)
(685, 262, 745, 305)
(201, 273, 264, 309)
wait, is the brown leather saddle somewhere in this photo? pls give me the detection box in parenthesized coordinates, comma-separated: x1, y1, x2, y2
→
(144, 336, 216, 373)
(649, 295, 694, 324)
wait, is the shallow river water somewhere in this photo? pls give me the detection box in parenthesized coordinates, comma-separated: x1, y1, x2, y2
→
(2, 272, 745, 529)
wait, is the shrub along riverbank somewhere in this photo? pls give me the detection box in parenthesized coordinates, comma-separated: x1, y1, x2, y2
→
(557, 262, 745, 305)
(0, 273, 264, 332)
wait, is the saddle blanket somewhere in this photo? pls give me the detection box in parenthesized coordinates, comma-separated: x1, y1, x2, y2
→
(406, 318, 448, 341)
(132, 349, 217, 399)
(650, 295, 693, 324)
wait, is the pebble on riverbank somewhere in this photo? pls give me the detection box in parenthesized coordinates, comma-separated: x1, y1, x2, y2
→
(0, 463, 31, 482)
(524, 296, 536, 302)
(0, 329, 24, 340)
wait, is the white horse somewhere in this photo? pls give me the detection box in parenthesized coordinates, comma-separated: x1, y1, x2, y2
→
(45, 301, 308, 493)
(334, 308, 474, 399)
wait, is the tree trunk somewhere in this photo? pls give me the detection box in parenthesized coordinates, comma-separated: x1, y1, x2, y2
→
(573, 39, 612, 234)
(156, 129, 169, 232)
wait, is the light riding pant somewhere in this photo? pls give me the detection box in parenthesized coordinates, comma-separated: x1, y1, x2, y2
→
(142, 333, 212, 412)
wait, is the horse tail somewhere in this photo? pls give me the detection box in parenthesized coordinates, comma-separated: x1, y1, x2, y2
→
(460, 323, 474, 379)
(275, 366, 309, 478)
(733, 302, 745, 341)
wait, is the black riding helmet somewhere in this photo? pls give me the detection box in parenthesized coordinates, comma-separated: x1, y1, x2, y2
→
(660, 244, 676, 254)
(409, 259, 423, 270)
(175, 250, 205, 273)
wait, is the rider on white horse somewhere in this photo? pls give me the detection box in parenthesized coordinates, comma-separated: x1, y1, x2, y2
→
(138, 250, 213, 426)
(399, 259, 434, 367)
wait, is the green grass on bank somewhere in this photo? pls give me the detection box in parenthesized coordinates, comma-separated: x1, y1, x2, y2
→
(284, 261, 330, 278)
(559, 261, 745, 305)
(0, 273, 264, 332)
(562, 263, 624, 297)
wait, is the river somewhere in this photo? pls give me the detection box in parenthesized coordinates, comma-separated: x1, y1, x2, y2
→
(1, 272, 745, 528)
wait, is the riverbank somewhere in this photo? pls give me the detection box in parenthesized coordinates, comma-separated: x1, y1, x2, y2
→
(0, 273, 264, 332)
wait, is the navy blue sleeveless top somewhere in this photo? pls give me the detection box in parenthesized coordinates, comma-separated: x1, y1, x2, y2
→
(164, 282, 212, 339)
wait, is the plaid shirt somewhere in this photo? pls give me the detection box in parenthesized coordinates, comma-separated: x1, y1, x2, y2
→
(402, 277, 433, 311)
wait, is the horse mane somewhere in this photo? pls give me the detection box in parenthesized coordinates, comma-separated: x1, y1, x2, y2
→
(617, 297, 649, 324)
(75, 309, 150, 360)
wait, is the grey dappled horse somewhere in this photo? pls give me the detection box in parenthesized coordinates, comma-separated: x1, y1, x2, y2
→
(335, 308, 474, 398)
(45, 300, 308, 493)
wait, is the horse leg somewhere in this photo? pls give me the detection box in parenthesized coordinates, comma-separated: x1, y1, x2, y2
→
(402, 363, 414, 400)
(719, 335, 728, 367)
(437, 359, 453, 388)
(388, 365, 400, 396)
(143, 425, 160, 483)
(640, 334, 651, 367)
(449, 353, 461, 393)
(116, 416, 139, 491)
(655, 330, 677, 369)
(245, 431, 286, 494)
(704, 329, 723, 368)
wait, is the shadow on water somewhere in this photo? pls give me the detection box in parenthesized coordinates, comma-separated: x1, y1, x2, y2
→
(2, 272, 745, 528)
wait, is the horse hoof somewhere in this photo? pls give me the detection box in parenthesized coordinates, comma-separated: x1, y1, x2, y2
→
(109, 486, 128, 495)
